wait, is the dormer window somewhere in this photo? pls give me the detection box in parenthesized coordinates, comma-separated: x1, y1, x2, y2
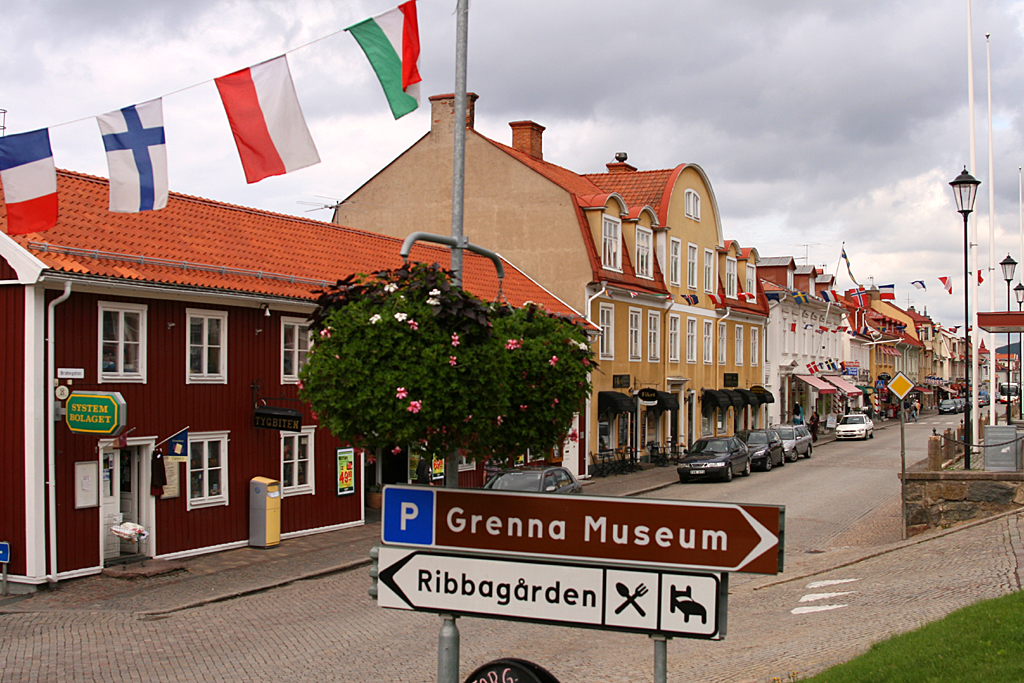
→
(726, 258, 737, 298)
(746, 264, 756, 295)
(602, 215, 621, 271)
(636, 227, 653, 279)
(685, 189, 701, 221)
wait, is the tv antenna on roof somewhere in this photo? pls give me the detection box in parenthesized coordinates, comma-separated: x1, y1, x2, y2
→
(297, 195, 344, 213)
(792, 243, 826, 264)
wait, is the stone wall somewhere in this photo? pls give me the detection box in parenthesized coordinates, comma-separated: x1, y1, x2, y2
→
(902, 471, 1024, 536)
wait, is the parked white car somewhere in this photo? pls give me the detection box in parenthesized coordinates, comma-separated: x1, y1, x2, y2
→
(835, 413, 874, 440)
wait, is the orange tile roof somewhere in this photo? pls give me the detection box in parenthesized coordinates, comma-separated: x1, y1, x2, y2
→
(1, 170, 583, 321)
(583, 169, 674, 213)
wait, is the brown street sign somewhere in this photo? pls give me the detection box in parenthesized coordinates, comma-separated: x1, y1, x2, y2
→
(381, 485, 783, 574)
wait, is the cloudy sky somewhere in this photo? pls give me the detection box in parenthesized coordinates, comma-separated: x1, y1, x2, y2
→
(4, 0, 1024, 330)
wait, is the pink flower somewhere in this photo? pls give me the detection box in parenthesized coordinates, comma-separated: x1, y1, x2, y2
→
(451, 333, 460, 347)
(297, 379, 304, 390)
(496, 416, 504, 425)
(568, 429, 579, 443)
(392, 446, 402, 455)
(396, 387, 408, 400)
(449, 355, 458, 366)
(505, 338, 522, 350)
(549, 355, 559, 366)
(464, 414, 473, 422)
(319, 327, 332, 339)
(408, 400, 422, 414)
(408, 319, 419, 330)
(519, 404, 528, 411)
(552, 398, 559, 406)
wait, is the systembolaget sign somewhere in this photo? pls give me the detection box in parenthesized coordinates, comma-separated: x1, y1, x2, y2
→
(381, 485, 784, 575)
(65, 391, 127, 436)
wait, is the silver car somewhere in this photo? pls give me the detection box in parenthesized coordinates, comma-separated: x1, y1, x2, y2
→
(773, 424, 812, 461)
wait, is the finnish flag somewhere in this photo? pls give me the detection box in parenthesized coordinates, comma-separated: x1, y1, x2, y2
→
(97, 98, 168, 212)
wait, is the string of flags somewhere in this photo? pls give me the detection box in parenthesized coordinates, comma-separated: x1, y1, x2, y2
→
(0, 1, 422, 236)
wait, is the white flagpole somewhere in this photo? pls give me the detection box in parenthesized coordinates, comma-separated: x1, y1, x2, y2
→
(987, 33, 997, 425)
(968, 0, 980, 449)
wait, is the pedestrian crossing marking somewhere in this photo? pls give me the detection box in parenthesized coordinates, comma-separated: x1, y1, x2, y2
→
(800, 592, 855, 602)
(792, 604, 847, 614)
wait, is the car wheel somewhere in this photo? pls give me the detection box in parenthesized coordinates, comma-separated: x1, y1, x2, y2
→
(724, 465, 734, 482)
(763, 455, 772, 472)
(778, 451, 786, 466)
(869, 430, 873, 439)
(743, 459, 751, 476)
(805, 446, 812, 458)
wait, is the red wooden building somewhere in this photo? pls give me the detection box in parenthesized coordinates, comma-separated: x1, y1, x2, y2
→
(0, 170, 584, 588)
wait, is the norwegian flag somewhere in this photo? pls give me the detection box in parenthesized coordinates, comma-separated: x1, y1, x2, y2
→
(850, 289, 870, 306)
(939, 276, 952, 294)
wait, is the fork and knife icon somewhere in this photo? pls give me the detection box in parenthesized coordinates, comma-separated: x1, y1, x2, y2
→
(614, 582, 648, 616)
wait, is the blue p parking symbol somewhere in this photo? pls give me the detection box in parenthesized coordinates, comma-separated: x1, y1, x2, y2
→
(381, 486, 435, 546)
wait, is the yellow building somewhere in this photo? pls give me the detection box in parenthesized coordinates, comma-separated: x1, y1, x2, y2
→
(333, 94, 768, 475)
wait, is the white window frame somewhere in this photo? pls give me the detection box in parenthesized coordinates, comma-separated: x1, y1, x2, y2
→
(704, 249, 715, 293)
(669, 238, 682, 287)
(187, 431, 229, 510)
(718, 321, 727, 365)
(726, 258, 738, 298)
(281, 317, 311, 384)
(281, 426, 316, 497)
(685, 189, 701, 221)
(98, 301, 147, 383)
(647, 311, 661, 362)
(686, 317, 697, 363)
(750, 326, 759, 367)
(746, 264, 756, 296)
(687, 243, 698, 289)
(599, 303, 615, 360)
(186, 309, 228, 384)
(628, 307, 642, 361)
(703, 320, 713, 364)
(602, 215, 622, 272)
(636, 227, 653, 279)
(668, 314, 681, 363)
(735, 325, 744, 365)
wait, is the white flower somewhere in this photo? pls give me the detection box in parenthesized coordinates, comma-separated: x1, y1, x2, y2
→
(384, 283, 398, 293)
(429, 288, 441, 297)
(427, 297, 440, 306)
(394, 312, 408, 322)
(369, 314, 382, 324)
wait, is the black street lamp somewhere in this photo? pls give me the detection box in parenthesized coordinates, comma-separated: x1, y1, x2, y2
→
(1003, 255, 1018, 425)
(950, 167, 981, 469)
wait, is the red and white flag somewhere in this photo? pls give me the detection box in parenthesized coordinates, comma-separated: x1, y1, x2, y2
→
(708, 294, 725, 307)
(215, 55, 320, 184)
(939, 276, 952, 294)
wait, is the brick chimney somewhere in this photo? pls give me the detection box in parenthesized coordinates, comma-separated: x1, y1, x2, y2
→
(429, 92, 479, 138)
(509, 120, 545, 160)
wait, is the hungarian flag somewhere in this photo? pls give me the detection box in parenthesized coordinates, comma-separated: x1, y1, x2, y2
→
(939, 276, 952, 294)
(215, 55, 321, 184)
(347, 1, 421, 119)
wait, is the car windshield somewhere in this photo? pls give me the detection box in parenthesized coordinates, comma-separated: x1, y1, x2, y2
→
(741, 432, 768, 444)
(775, 427, 795, 439)
(840, 415, 866, 425)
(486, 471, 543, 491)
(690, 440, 730, 455)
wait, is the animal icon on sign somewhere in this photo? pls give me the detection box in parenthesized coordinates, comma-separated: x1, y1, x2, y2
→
(670, 584, 706, 624)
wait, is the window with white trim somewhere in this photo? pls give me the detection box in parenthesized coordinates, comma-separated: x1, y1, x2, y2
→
(746, 264, 756, 296)
(786, 269, 794, 288)
(703, 320, 713, 364)
(668, 314, 681, 363)
(599, 303, 615, 360)
(647, 311, 660, 362)
(669, 238, 682, 287)
(636, 227, 653, 279)
(99, 301, 147, 383)
(750, 326, 759, 366)
(602, 215, 621, 271)
(718, 321, 727, 365)
(281, 427, 315, 496)
(187, 431, 228, 509)
(687, 244, 698, 289)
(281, 317, 311, 384)
(685, 189, 701, 221)
(686, 318, 697, 363)
(628, 308, 642, 361)
(726, 258, 737, 298)
(187, 309, 227, 384)
(704, 249, 715, 293)
(735, 325, 744, 365)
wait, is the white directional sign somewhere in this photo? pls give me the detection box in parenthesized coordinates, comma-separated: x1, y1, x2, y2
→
(377, 546, 726, 639)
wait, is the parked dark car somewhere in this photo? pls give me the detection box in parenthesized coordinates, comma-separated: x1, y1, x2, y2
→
(736, 429, 785, 471)
(938, 399, 958, 414)
(774, 424, 812, 461)
(484, 466, 582, 494)
(677, 436, 751, 483)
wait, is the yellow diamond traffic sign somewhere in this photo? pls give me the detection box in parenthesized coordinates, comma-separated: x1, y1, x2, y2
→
(888, 372, 914, 400)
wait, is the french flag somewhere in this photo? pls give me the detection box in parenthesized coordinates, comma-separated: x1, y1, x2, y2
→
(0, 128, 58, 235)
(215, 55, 320, 184)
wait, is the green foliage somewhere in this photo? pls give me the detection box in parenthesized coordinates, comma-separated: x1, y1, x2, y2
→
(299, 262, 593, 464)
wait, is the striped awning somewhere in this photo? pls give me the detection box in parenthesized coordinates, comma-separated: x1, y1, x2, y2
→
(795, 375, 837, 394)
(823, 375, 863, 397)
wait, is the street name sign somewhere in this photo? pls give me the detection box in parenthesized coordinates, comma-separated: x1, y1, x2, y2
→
(377, 546, 727, 639)
(381, 485, 783, 574)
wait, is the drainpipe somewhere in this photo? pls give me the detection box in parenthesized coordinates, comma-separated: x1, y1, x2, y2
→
(584, 282, 608, 328)
(47, 281, 71, 584)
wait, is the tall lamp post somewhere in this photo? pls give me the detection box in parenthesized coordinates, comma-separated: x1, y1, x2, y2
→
(1002, 254, 1018, 424)
(1016, 282, 1024, 420)
(951, 167, 981, 469)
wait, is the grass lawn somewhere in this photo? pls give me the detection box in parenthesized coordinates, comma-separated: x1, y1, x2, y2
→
(802, 589, 1024, 682)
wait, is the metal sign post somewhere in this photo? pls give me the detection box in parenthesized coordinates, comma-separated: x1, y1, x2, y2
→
(0, 542, 10, 596)
(888, 372, 914, 541)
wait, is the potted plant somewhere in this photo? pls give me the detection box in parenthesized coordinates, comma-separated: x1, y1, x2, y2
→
(365, 484, 383, 509)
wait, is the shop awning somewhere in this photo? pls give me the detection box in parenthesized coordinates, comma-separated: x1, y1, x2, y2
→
(598, 391, 634, 415)
(880, 346, 901, 357)
(722, 389, 748, 408)
(856, 385, 874, 395)
(795, 375, 837, 394)
(759, 390, 776, 404)
(823, 375, 863, 397)
(735, 388, 760, 406)
(655, 390, 680, 411)
(936, 385, 955, 394)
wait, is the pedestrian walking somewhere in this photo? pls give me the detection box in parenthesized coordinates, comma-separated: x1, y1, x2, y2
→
(793, 404, 804, 425)
(809, 411, 820, 442)
(912, 399, 920, 422)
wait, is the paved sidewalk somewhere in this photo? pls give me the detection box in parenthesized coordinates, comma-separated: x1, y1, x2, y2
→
(0, 412, 907, 617)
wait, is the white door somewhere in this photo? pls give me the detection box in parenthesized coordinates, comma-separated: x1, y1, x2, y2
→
(101, 446, 143, 561)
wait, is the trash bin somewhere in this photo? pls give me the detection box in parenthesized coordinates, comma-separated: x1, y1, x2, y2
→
(249, 477, 281, 548)
(984, 425, 1022, 472)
